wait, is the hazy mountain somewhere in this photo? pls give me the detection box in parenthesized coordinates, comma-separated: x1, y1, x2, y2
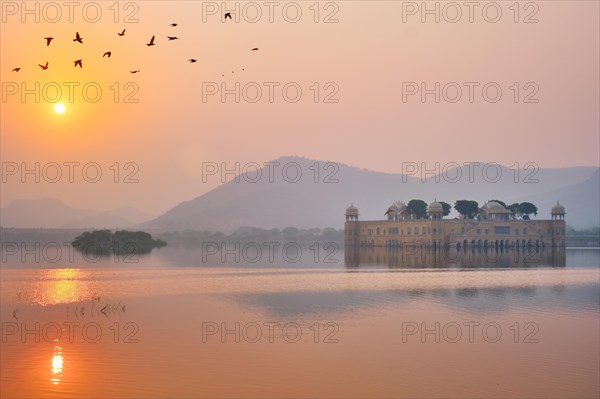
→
(0, 198, 154, 229)
(142, 156, 599, 232)
(510, 169, 600, 229)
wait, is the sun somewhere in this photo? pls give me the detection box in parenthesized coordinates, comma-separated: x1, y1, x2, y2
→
(54, 104, 65, 114)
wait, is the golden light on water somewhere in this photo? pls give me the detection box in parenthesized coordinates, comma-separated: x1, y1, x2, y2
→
(31, 269, 92, 306)
(51, 345, 64, 385)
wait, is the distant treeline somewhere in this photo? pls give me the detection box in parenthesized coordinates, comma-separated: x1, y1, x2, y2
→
(565, 226, 600, 247)
(1, 226, 597, 247)
(0, 228, 85, 244)
(158, 227, 344, 247)
(566, 226, 600, 236)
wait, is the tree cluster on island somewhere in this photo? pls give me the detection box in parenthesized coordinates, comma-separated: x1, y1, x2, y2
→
(72, 230, 166, 256)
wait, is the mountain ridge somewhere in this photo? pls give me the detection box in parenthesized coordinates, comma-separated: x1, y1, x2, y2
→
(140, 156, 599, 232)
(3, 157, 597, 230)
(0, 198, 155, 229)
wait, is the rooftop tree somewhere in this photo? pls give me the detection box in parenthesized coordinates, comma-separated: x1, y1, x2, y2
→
(454, 200, 479, 219)
(507, 203, 520, 219)
(439, 201, 451, 217)
(407, 199, 428, 219)
(518, 202, 538, 220)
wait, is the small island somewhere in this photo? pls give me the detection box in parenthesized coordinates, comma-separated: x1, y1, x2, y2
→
(72, 230, 166, 256)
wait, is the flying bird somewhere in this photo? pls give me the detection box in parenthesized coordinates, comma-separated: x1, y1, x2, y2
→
(103, 51, 111, 58)
(167, 36, 179, 40)
(188, 59, 197, 63)
(73, 32, 83, 43)
(147, 35, 155, 46)
(224, 12, 232, 19)
(44, 37, 54, 46)
(251, 47, 259, 51)
(118, 29, 126, 36)
(74, 59, 82, 68)
(12, 309, 19, 320)
(12, 67, 20, 72)
(130, 70, 140, 74)
(170, 23, 177, 26)
(39, 62, 49, 70)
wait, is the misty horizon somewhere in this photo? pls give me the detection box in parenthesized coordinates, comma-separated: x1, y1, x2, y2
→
(1, 2, 598, 398)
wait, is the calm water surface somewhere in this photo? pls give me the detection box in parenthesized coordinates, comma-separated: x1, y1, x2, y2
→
(1, 247, 598, 398)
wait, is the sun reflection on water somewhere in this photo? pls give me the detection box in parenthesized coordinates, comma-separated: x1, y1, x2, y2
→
(32, 269, 92, 305)
(50, 344, 63, 385)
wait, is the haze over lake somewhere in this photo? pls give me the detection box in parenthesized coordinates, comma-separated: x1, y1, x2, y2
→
(1, 247, 598, 398)
(1, 0, 598, 397)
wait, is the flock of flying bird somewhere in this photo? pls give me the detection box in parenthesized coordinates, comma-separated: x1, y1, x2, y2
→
(11, 15, 259, 75)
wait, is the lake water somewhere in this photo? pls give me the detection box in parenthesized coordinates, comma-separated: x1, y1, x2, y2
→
(1, 246, 598, 398)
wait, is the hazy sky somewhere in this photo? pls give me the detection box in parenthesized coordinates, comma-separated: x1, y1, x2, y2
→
(1, 1, 599, 214)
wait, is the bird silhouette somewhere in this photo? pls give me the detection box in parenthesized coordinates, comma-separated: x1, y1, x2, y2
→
(170, 23, 177, 26)
(224, 12, 232, 19)
(167, 36, 179, 41)
(12, 67, 20, 72)
(73, 32, 83, 43)
(130, 70, 140, 74)
(147, 35, 155, 46)
(74, 59, 82, 68)
(188, 59, 197, 63)
(39, 62, 49, 70)
(12, 309, 19, 320)
(44, 37, 54, 46)
(251, 47, 259, 51)
(118, 29, 126, 36)
(103, 51, 112, 58)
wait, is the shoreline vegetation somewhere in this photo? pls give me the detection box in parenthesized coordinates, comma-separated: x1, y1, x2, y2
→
(71, 230, 166, 256)
(158, 227, 344, 247)
(0, 226, 598, 247)
(565, 226, 600, 247)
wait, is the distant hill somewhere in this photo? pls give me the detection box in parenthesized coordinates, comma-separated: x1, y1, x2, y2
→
(141, 156, 599, 232)
(510, 169, 600, 229)
(0, 198, 154, 229)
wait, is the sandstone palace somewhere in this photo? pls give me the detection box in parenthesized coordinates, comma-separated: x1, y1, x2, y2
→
(344, 200, 566, 248)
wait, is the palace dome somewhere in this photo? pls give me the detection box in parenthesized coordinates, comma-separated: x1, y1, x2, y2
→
(394, 201, 407, 212)
(345, 204, 359, 216)
(385, 204, 399, 215)
(551, 201, 566, 214)
(482, 201, 509, 214)
(428, 200, 443, 213)
(385, 201, 408, 214)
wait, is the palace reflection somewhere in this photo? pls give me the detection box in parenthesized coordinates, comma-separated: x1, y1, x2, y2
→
(345, 246, 566, 269)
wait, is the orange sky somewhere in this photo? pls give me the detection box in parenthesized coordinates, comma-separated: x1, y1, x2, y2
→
(1, 1, 599, 214)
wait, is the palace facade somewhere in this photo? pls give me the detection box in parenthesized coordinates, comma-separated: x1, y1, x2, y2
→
(344, 200, 566, 248)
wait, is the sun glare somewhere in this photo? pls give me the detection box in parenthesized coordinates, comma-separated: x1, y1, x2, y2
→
(54, 104, 65, 114)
